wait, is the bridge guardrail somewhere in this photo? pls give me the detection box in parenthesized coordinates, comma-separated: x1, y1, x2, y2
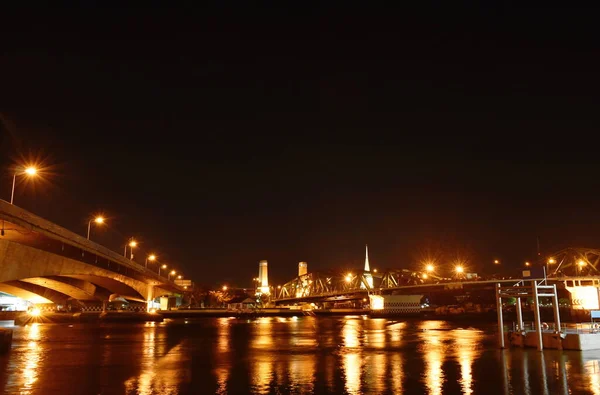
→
(0, 199, 179, 288)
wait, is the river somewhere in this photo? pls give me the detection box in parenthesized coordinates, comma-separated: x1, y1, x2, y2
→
(0, 316, 599, 394)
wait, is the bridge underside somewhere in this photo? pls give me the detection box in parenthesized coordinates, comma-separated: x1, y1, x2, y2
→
(0, 237, 175, 305)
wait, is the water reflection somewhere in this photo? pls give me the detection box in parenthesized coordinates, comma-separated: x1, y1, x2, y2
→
(215, 318, 230, 394)
(21, 323, 42, 394)
(453, 329, 483, 395)
(419, 321, 446, 395)
(288, 355, 316, 393)
(2, 319, 600, 394)
(342, 317, 363, 394)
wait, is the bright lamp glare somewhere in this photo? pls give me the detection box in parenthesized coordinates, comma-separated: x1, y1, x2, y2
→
(28, 307, 41, 317)
(25, 167, 37, 175)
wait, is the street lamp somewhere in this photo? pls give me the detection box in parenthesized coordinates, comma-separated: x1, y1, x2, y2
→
(87, 216, 104, 240)
(222, 285, 228, 291)
(10, 166, 37, 204)
(455, 265, 464, 275)
(426, 264, 435, 273)
(345, 274, 352, 283)
(159, 264, 167, 276)
(168, 270, 176, 280)
(494, 259, 500, 265)
(525, 261, 530, 267)
(577, 259, 585, 276)
(177, 275, 182, 280)
(124, 239, 137, 259)
(145, 254, 156, 268)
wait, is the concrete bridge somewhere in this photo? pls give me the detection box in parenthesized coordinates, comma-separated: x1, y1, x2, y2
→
(0, 200, 182, 309)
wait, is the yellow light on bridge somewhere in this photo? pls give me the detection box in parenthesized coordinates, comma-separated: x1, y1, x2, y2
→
(24, 167, 37, 176)
(426, 264, 435, 272)
(525, 262, 530, 267)
(277, 285, 281, 289)
(373, 268, 378, 273)
(94, 216, 104, 224)
(345, 274, 352, 283)
(222, 285, 228, 291)
(548, 258, 556, 264)
(422, 273, 429, 279)
(147, 254, 156, 261)
(161, 264, 167, 269)
(455, 265, 464, 274)
(177, 275, 182, 279)
(129, 240, 137, 248)
(494, 259, 500, 264)
(578, 260, 586, 267)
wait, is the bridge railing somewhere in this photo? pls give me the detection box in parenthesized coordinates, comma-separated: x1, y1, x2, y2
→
(0, 199, 177, 287)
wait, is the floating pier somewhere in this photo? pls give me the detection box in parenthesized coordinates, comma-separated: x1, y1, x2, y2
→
(497, 281, 600, 351)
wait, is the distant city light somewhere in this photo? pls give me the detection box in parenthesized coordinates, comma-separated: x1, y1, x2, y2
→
(494, 259, 500, 264)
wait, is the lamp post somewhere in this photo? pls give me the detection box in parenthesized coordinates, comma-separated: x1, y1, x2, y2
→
(168, 270, 176, 281)
(159, 264, 167, 277)
(145, 254, 156, 268)
(87, 216, 104, 240)
(10, 166, 37, 205)
(124, 239, 137, 259)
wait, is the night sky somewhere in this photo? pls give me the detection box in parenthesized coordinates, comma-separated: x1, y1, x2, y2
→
(1, 6, 599, 287)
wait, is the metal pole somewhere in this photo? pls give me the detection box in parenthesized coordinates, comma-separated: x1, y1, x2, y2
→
(496, 283, 505, 348)
(87, 220, 92, 240)
(516, 297, 524, 332)
(532, 281, 544, 351)
(10, 173, 16, 204)
(552, 284, 562, 346)
(124, 244, 127, 257)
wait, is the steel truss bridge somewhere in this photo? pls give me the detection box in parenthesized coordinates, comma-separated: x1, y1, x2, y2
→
(273, 247, 600, 304)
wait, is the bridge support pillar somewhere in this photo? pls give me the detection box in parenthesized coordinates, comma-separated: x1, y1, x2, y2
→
(146, 284, 155, 312)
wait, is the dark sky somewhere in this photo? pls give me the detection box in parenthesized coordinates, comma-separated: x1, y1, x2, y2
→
(1, 5, 600, 287)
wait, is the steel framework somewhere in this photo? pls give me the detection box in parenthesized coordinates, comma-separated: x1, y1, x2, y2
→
(274, 268, 446, 301)
(547, 247, 600, 277)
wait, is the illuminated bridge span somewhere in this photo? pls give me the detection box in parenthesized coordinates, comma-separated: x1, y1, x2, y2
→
(273, 253, 600, 305)
(0, 200, 182, 309)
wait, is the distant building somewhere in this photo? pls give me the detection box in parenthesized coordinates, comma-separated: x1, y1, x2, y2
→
(258, 259, 270, 295)
(298, 261, 308, 277)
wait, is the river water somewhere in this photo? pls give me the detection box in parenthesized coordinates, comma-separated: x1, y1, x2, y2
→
(0, 316, 599, 394)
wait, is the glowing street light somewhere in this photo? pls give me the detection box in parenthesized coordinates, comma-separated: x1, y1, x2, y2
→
(345, 274, 352, 283)
(422, 273, 429, 279)
(10, 166, 38, 205)
(145, 254, 156, 268)
(158, 264, 167, 276)
(168, 270, 176, 280)
(373, 268, 378, 273)
(548, 258, 556, 264)
(87, 216, 104, 240)
(525, 261, 530, 267)
(455, 265, 464, 274)
(494, 259, 500, 265)
(124, 239, 137, 260)
(222, 285, 228, 291)
(426, 264, 435, 272)
(177, 275, 182, 280)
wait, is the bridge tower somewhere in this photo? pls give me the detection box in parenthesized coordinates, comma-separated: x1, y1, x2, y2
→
(258, 259, 270, 294)
(361, 244, 374, 289)
(298, 261, 308, 277)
